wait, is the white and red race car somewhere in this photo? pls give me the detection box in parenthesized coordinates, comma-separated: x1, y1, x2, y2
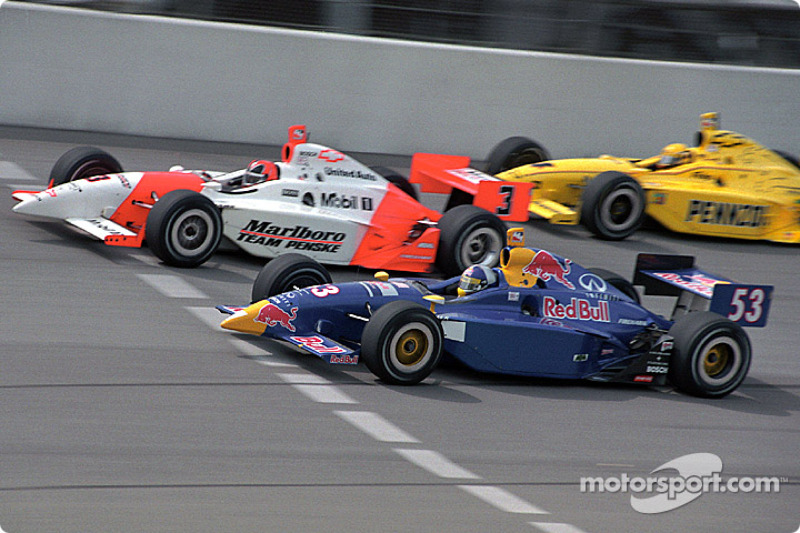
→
(12, 126, 533, 276)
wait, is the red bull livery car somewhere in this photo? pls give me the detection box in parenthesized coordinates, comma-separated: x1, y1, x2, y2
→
(11, 126, 533, 276)
(218, 228, 773, 398)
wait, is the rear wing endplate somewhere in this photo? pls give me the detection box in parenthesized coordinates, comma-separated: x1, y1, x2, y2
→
(634, 253, 772, 327)
(408, 153, 533, 221)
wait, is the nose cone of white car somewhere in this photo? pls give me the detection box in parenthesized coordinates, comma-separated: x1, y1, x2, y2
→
(12, 174, 135, 220)
(12, 191, 56, 218)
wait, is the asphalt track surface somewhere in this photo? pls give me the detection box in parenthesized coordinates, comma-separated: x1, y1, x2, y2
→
(0, 128, 797, 533)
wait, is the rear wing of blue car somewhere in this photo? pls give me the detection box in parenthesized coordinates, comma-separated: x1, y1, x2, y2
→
(633, 253, 772, 327)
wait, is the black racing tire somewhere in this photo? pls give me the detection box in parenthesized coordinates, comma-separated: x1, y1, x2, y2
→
(668, 311, 752, 398)
(251, 253, 332, 302)
(485, 136, 551, 175)
(371, 165, 419, 201)
(361, 300, 444, 385)
(49, 146, 123, 187)
(587, 267, 641, 304)
(774, 149, 800, 170)
(435, 205, 507, 277)
(580, 171, 646, 240)
(145, 190, 222, 268)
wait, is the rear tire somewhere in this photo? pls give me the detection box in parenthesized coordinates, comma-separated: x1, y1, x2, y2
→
(436, 205, 506, 277)
(668, 311, 751, 398)
(251, 253, 332, 302)
(587, 267, 640, 304)
(371, 166, 418, 200)
(774, 149, 800, 170)
(361, 300, 444, 385)
(580, 171, 646, 240)
(49, 146, 123, 187)
(145, 190, 222, 268)
(485, 136, 550, 175)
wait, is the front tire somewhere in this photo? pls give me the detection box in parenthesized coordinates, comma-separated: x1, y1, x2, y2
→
(49, 146, 123, 188)
(668, 311, 752, 398)
(436, 205, 506, 277)
(251, 253, 332, 302)
(580, 171, 646, 240)
(485, 136, 550, 175)
(145, 190, 222, 268)
(361, 300, 444, 385)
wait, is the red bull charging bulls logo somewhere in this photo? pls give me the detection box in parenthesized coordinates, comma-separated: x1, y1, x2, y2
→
(522, 251, 575, 289)
(255, 303, 298, 332)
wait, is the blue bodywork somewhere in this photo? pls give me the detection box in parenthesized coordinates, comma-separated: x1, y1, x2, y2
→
(218, 249, 708, 383)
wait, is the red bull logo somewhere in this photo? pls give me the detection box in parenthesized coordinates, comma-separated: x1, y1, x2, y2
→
(255, 303, 298, 332)
(542, 296, 610, 322)
(522, 251, 575, 289)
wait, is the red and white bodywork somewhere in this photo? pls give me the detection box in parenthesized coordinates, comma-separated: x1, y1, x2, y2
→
(13, 126, 533, 273)
(13, 171, 207, 246)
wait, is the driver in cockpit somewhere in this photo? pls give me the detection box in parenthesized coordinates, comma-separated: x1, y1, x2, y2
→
(244, 159, 280, 185)
(457, 265, 499, 297)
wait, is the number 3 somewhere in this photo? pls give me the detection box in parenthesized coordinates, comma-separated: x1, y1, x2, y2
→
(496, 185, 515, 216)
(310, 284, 339, 298)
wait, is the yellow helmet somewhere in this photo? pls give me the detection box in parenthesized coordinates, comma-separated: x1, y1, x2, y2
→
(657, 143, 692, 168)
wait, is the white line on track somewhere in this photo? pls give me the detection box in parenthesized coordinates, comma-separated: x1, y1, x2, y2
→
(459, 485, 549, 514)
(253, 358, 300, 368)
(334, 410, 420, 443)
(228, 339, 300, 367)
(185, 306, 225, 330)
(137, 273, 208, 299)
(127, 252, 165, 267)
(277, 373, 330, 384)
(291, 384, 359, 404)
(393, 449, 481, 479)
(277, 373, 358, 404)
(0, 161, 38, 181)
(529, 522, 589, 533)
(227, 337, 271, 356)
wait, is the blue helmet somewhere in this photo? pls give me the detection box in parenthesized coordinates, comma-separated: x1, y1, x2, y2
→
(458, 265, 498, 297)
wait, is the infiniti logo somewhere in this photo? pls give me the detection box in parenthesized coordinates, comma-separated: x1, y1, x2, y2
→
(579, 273, 607, 292)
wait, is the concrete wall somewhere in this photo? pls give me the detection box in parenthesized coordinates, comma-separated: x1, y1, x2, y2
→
(1, 1, 798, 160)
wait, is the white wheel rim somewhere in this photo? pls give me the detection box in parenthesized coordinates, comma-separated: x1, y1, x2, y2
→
(170, 208, 216, 257)
(461, 227, 503, 267)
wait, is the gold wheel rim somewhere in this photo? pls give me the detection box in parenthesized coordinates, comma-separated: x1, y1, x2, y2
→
(395, 330, 428, 366)
(703, 343, 731, 377)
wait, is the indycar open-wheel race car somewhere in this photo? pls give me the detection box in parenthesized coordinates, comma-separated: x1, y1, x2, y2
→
(218, 228, 773, 398)
(447, 112, 800, 242)
(11, 126, 534, 276)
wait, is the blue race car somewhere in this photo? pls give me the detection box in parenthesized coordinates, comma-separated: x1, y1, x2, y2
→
(218, 228, 772, 397)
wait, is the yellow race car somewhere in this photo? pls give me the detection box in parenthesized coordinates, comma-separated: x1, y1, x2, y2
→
(488, 113, 800, 243)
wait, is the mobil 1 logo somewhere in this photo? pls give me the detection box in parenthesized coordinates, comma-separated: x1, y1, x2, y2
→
(321, 192, 373, 211)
